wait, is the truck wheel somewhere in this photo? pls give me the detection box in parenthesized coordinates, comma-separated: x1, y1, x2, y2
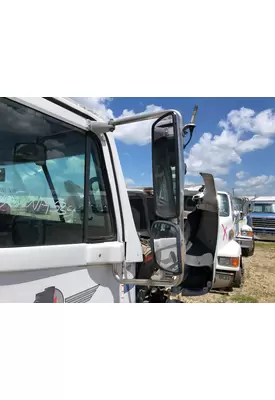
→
(242, 248, 250, 257)
(249, 243, 255, 256)
(242, 244, 254, 257)
(234, 260, 244, 288)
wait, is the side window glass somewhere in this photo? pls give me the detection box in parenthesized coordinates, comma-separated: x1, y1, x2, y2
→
(218, 194, 230, 217)
(0, 98, 115, 248)
(87, 141, 115, 239)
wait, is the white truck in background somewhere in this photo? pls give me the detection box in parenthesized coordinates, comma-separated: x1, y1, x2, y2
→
(232, 196, 254, 257)
(0, 97, 220, 303)
(184, 187, 244, 292)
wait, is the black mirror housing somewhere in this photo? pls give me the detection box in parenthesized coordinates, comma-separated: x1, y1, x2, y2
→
(151, 111, 184, 220)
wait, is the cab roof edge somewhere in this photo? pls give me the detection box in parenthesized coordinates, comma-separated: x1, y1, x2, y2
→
(49, 97, 106, 122)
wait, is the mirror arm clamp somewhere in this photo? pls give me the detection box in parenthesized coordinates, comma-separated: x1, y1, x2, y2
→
(87, 120, 115, 135)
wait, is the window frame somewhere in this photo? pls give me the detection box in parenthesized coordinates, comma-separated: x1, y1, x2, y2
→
(0, 97, 117, 246)
(85, 131, 117, 243)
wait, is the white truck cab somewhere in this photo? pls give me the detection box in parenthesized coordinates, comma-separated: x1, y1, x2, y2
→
(232, 196, 254, 257)
(184, 188, 244, 292)
(0, 97, 220, 302)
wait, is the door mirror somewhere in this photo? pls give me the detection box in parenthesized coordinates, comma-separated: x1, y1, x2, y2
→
(13, 143, 47, 165)
(152, 111, 183, 219)
(151, 220, 183, 276)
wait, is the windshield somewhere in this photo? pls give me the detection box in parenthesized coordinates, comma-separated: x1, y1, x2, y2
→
(252, 203, 275, 213)
(232, 197, 243, 212)
(217, 193, 230, 217)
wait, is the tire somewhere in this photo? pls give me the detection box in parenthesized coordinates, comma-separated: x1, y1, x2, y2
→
(234, 259, 244, 288)
(242, 248, 250, 257)
(242, 243, 255, 257)
(249, 242, 255, 256)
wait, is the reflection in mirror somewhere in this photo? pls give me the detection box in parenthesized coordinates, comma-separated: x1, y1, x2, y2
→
(151, 220, 182, 275)
(152, 113, 179, 219)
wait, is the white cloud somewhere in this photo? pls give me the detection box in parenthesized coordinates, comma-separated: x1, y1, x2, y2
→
(70, 99, 275, 183)
(186, 106, 275, 176)
(184, 179, 198, 186)
(237, 135, 272, 153)
(185, 176, 227, 191)
(186, 130, 241, 175)
(66, 156, 85, 172)
(71, 97, 163, 145)
(214, 177, 227, 189)
(125, 178, 135, 187)
(234, 175, 275, 196)
(71, 97, 114, 121)
(235, 175, 275, 188)
(236, 170, 248, 179)
(221, 107, 275, 137)
(113, 104, 164, 145)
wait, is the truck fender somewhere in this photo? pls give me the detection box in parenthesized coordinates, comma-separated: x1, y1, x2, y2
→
(240, 223, 252, 232)
(218, 239, 242, 258)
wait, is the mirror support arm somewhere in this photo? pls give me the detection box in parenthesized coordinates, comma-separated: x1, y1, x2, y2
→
(112, 264, 184, 287)
(87, 110, 182, 135)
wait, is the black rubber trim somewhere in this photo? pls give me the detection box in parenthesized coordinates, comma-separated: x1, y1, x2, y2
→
(104, 134, 125, 243)
(83, 134, 91, 241)
(44, 97, 97, 121)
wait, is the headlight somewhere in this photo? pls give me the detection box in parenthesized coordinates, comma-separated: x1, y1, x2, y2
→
(241, 230, 253, 237)
(218, 256, 240, 267)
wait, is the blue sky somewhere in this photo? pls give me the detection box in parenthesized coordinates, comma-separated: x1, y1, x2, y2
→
(1, 97, 274, 200)
(73, 97, 275, 196)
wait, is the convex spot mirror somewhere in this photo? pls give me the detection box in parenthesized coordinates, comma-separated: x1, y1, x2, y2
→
(152, 111, 184, 219)
(13, 143, 47, 165)
(151, 220, 183, 276)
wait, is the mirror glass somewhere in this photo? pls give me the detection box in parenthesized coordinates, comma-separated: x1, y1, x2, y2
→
(152, 113, 181, 219)
(13, 143, 46, 164)
(151, 220, 182, 275)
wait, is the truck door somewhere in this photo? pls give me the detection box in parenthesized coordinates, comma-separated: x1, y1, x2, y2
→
(0, 97, 128, 303)
(217, 193, 234, 250)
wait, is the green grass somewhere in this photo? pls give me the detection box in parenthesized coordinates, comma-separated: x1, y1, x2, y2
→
(230, 294, 259, 303)
(255, 241, 275, 250)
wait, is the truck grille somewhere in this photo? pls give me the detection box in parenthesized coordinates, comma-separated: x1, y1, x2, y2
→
(251, 217, 275, 229)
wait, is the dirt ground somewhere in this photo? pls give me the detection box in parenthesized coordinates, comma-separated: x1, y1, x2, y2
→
(182, 241, 275, 303)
